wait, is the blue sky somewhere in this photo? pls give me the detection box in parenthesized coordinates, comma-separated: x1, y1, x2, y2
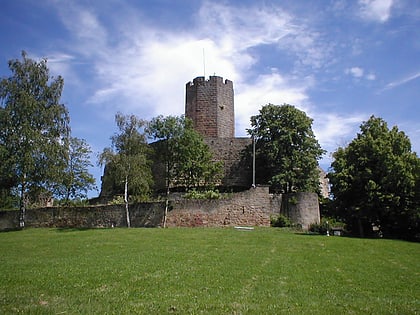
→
(1, 0, 419, 197)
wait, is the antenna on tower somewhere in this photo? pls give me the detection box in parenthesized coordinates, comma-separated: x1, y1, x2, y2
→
(203, 48, 206, 78)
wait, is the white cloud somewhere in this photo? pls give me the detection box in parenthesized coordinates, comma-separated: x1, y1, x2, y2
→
(56, 3, 107, 57)
(345, 67, 376, 81)
(358, 0, 394, 22)
(381, 71, 420, 92)
(366, 73, 376, 80)
(312, 113, 366, 154)
(346, 66, 364, 78)
(235, 71, 310, 136)
(51, 0, 356, 161)
(51, 1, 330, 131)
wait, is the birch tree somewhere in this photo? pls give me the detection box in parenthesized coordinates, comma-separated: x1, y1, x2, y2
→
(99, 113, 152, 227)
(0, 51, 70, 225)
(147, 115, 222, 227)
(60, 137, 96, 204)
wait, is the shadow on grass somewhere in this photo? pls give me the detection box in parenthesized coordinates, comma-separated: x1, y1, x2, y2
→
(55, 227, 96, 233)
(0, 227, 23, 233)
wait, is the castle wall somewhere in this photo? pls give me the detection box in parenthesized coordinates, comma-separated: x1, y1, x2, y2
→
(0, 202, 165, 230)
(185, 76, 234, 138)
(0, 190, 319, 231)
(281, 192, 320, 230)
(150, 137, 252, 191)
(204, 137, 252, 188)
(166, 186, 278, 227)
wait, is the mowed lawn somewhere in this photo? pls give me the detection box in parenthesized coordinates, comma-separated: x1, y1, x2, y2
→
(0, 228, 418, 314)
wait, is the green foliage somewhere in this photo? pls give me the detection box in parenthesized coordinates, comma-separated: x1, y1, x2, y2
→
(184, 189, 221, 200)
(288, 195, 298, 205)
(329, 116, 420, 240)
(99, 113, 153, 200)
(248, 104, 325, 193)
(108, 195, 125, 205)
(1, 228, 418, 314)
(0, 52, 96, 212)
(148, 115, 222, 191)
(0, 188, 19, 209)
(0, 51, 70, 210)
(59, 137, 96, 203)
(270, 214, 293, 227)
(55, 198, 90, 207)
(99, 113, 154, 227)
(308, 217, 346, 235)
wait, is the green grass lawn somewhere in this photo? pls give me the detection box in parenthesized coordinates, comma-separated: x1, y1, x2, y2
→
(0, 228, 419, 314)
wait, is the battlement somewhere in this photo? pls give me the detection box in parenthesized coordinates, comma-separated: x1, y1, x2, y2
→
(185, 75, 235, 138)
(186, 76, 233, 88)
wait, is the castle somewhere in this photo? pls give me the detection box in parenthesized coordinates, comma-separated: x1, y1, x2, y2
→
(101, 75, 328, 196)
(186, 75, 328, 196)
(184, 76, 252, 189)
(0, 76, 323, 231)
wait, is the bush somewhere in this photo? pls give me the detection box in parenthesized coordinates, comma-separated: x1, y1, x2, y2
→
(270, 214, 293, 228)
(55, 198, 90, 207)
(184, 189, 221, 200)
(109, 195, 125, 205)
(309, 217, 346, 235)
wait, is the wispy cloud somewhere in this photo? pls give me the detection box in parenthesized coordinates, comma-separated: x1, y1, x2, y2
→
(345, 66, 376, 81)
(346, 67, 364, 78)
(49, 0, 368, 158)
(380, 71, 420, 92)
(51, 1, 331, 125)
(358, 0, 394, 23)
(312, 113, 367, 156)
(235, 71, 310, 136)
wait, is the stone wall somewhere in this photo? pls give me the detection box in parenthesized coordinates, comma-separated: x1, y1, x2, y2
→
(204, 137, 252, 188)
(166, 186, 281, 227)
(185, 76, 234, 138)
(281, 192, 320, 230)
(0, 189, 320, 231)
(0, 210, 19, 231)
(150, 137, 252, 191)
(0, 202, 165, 230)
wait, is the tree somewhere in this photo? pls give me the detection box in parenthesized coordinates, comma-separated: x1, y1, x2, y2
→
(0, 51, 70, 226)
(59, 137, 96, 204)
(329, 116, 420, 239)
(248, 104, 325, 193)
(99, 113, 152, 227)
(147, 115, 222, 226)
(173, 126, 222, 189)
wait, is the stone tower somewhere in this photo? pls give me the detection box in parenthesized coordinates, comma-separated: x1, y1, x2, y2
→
(185, 76, 234, 138)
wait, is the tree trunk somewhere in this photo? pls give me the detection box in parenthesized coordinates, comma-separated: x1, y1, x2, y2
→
(19, 175, 26, 228)
(124, 175, 130, 228)
(163, 186, 169, 228)
(358, 218, 364, 238)
(162, 159, 171, 228)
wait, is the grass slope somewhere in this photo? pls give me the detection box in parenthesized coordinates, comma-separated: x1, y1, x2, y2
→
(0, 228, 419, 314)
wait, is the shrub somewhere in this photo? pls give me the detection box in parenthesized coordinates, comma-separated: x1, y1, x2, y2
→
(109, 195, 125, 205)
(270, 214, 293, 227)
(309, 217, 346, 235)
(184, 189, 221, 200)
(55, 198, 90, 207)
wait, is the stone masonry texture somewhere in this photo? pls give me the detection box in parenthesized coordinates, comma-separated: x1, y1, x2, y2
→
(0, 188, 320, 230)
(185, 76, 234, 138)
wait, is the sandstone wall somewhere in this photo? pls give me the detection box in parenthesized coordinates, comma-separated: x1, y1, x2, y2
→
(150, 137, 252, 191)
(0, 190, 319, 231)
(204, 137, 252, 188)
(281, 192, 320, 230)
(0, 202, 165, 230)
(166, 186, 281, 227)
(185, 76, 234, 138)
